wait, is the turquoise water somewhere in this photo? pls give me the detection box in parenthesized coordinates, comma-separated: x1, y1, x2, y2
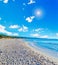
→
(26, 38, 58, 58)
(32, 41, 58, 52)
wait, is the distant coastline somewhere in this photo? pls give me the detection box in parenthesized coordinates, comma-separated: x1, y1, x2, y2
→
(0, 34, 58, 41)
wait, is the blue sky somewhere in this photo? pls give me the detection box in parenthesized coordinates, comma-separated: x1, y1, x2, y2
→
(0, 0, 58, 39)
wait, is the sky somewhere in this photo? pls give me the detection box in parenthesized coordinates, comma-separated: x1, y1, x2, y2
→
(0, 0, 58, 39)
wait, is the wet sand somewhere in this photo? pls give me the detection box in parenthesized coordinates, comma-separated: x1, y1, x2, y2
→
(0, 39, 58, 65)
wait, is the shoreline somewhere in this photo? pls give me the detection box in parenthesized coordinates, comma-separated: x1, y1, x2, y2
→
(23, 40, 58, 65)
(0, 38, 58, 65)
(27, 41, 58, 58)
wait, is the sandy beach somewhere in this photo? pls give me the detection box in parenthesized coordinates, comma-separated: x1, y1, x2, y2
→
(0, 39, 58, 65)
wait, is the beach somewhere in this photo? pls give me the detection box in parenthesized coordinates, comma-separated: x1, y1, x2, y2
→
(0, 39, 58, 65)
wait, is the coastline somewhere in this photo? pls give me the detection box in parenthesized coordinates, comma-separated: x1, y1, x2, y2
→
(25, 41, 58, 65)
(0, 38, 58, 65)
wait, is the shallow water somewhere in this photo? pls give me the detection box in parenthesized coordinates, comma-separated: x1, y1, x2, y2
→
(26, 38, 58, 58)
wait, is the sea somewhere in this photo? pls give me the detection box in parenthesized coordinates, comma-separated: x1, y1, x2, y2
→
(25, 38, 58, 58)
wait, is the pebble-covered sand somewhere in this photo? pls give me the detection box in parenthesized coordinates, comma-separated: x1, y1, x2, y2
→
(0, 39, 58, 65)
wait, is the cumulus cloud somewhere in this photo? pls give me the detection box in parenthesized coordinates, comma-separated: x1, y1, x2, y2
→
(0, 25, 12, 35)
(30, 33, 48, 38)
(6, 32, 19, 36)
(0, 25, 19, 36)
(3, 0, 8, 4)
(26, 16, 35, 23)
(18, 25, 28, 32)
(9, 25, 19, 29)
(28, 0, 36, 4)
(5, 31, 12, 35)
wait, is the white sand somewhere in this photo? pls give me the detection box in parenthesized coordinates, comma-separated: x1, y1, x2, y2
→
(0, 39, 58, 65)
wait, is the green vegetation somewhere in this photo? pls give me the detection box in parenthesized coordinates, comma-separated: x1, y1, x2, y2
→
(0, 34, 10, 38)
(0, 34, 18, 39)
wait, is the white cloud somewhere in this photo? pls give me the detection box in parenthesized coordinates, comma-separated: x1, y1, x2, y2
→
(0, 25, 12, 35)
(18, 25, 28, 32)
(0, 25, 6, 33)
(40, 35, 48, 38)
(26, 16, 35, 23)
(3, 0, 8, 4)
(23, 25, 28, 32)
(30, 33, 48, 38)
(28, 0, 36, 4)
(0, 24, 19, 36)
(9, 25, 19, 29)
(31, 33, 40, 37)
(5, 32, 19, 36)
(18, 28, 23, 32)
(33, 28, 43, 32)
(56, 33, 58, 36)
(12, 33, 19, 36)
(5, 31, 12, 35)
